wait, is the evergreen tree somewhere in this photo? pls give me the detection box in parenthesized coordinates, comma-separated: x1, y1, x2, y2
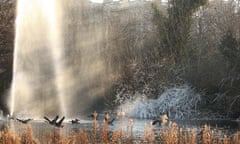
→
(152, 0, 207, 64)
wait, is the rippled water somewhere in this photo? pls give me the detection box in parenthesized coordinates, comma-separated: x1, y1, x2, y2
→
(0, 118, 239, 143)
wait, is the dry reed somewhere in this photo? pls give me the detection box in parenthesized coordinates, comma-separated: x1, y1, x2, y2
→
(0, 120, 239, 144)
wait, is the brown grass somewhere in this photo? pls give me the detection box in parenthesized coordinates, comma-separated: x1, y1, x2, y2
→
(0, 125, 20, 144)
(143, 122, 155, 143)
(0, 121, 239, 144)
(158, 122, 240, 144)
(20, 126, 39, 144)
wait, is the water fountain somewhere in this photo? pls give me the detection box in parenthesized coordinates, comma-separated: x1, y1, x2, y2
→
(4, 1, 240, 143)
(10, 0, 66, 118)
(9, 0, 117, 118)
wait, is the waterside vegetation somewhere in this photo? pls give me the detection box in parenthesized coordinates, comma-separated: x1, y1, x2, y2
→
(0, 120, 239, 144)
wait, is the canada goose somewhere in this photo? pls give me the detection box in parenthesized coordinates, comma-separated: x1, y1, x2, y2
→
(107, 118, 115, 126)
(88, 111, 98, 120)
(104, 112, 115, 126)
(16, 118, 33, 124)
(152, 114, 168, 126)
(55, 116, 65, 128)
(44, 115, 65, 128)
(44, 115, 59, 125)
(70, 118, 80, 124)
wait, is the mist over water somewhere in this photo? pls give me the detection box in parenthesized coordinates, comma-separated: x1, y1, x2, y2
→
(10, 0, 117, 118)
(11, 0, 63, 117)
(117, 85, 201, 119)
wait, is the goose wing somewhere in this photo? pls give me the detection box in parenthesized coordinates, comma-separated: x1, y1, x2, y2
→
(44, 116, 51, 123)
(152, 119, 160, 125)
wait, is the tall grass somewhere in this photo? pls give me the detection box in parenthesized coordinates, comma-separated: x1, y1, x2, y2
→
(0, 121, 239, 144)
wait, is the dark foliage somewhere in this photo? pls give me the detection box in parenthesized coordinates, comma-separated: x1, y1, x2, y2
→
(0, 0, 15, 114)
(219, 31, 240, 70)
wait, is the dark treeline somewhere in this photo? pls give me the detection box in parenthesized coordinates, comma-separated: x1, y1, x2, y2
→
(104, 0, 240, 118)
(0, 0, 239, 118)
(0, 0, 15, 113)
(155, 0, 240, 117)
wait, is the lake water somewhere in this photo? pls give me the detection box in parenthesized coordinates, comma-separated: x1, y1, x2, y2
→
(0, 118, 239, 143)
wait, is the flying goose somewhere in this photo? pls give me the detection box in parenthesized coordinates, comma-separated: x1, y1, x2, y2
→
(44, 115, 59, 125)
(16, 118, 33, 124)
(55, 116, 65, 128)
(44, 115, 65, 128)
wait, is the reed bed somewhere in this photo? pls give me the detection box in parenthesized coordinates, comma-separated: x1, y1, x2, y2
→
(0, 121, 239, 144)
